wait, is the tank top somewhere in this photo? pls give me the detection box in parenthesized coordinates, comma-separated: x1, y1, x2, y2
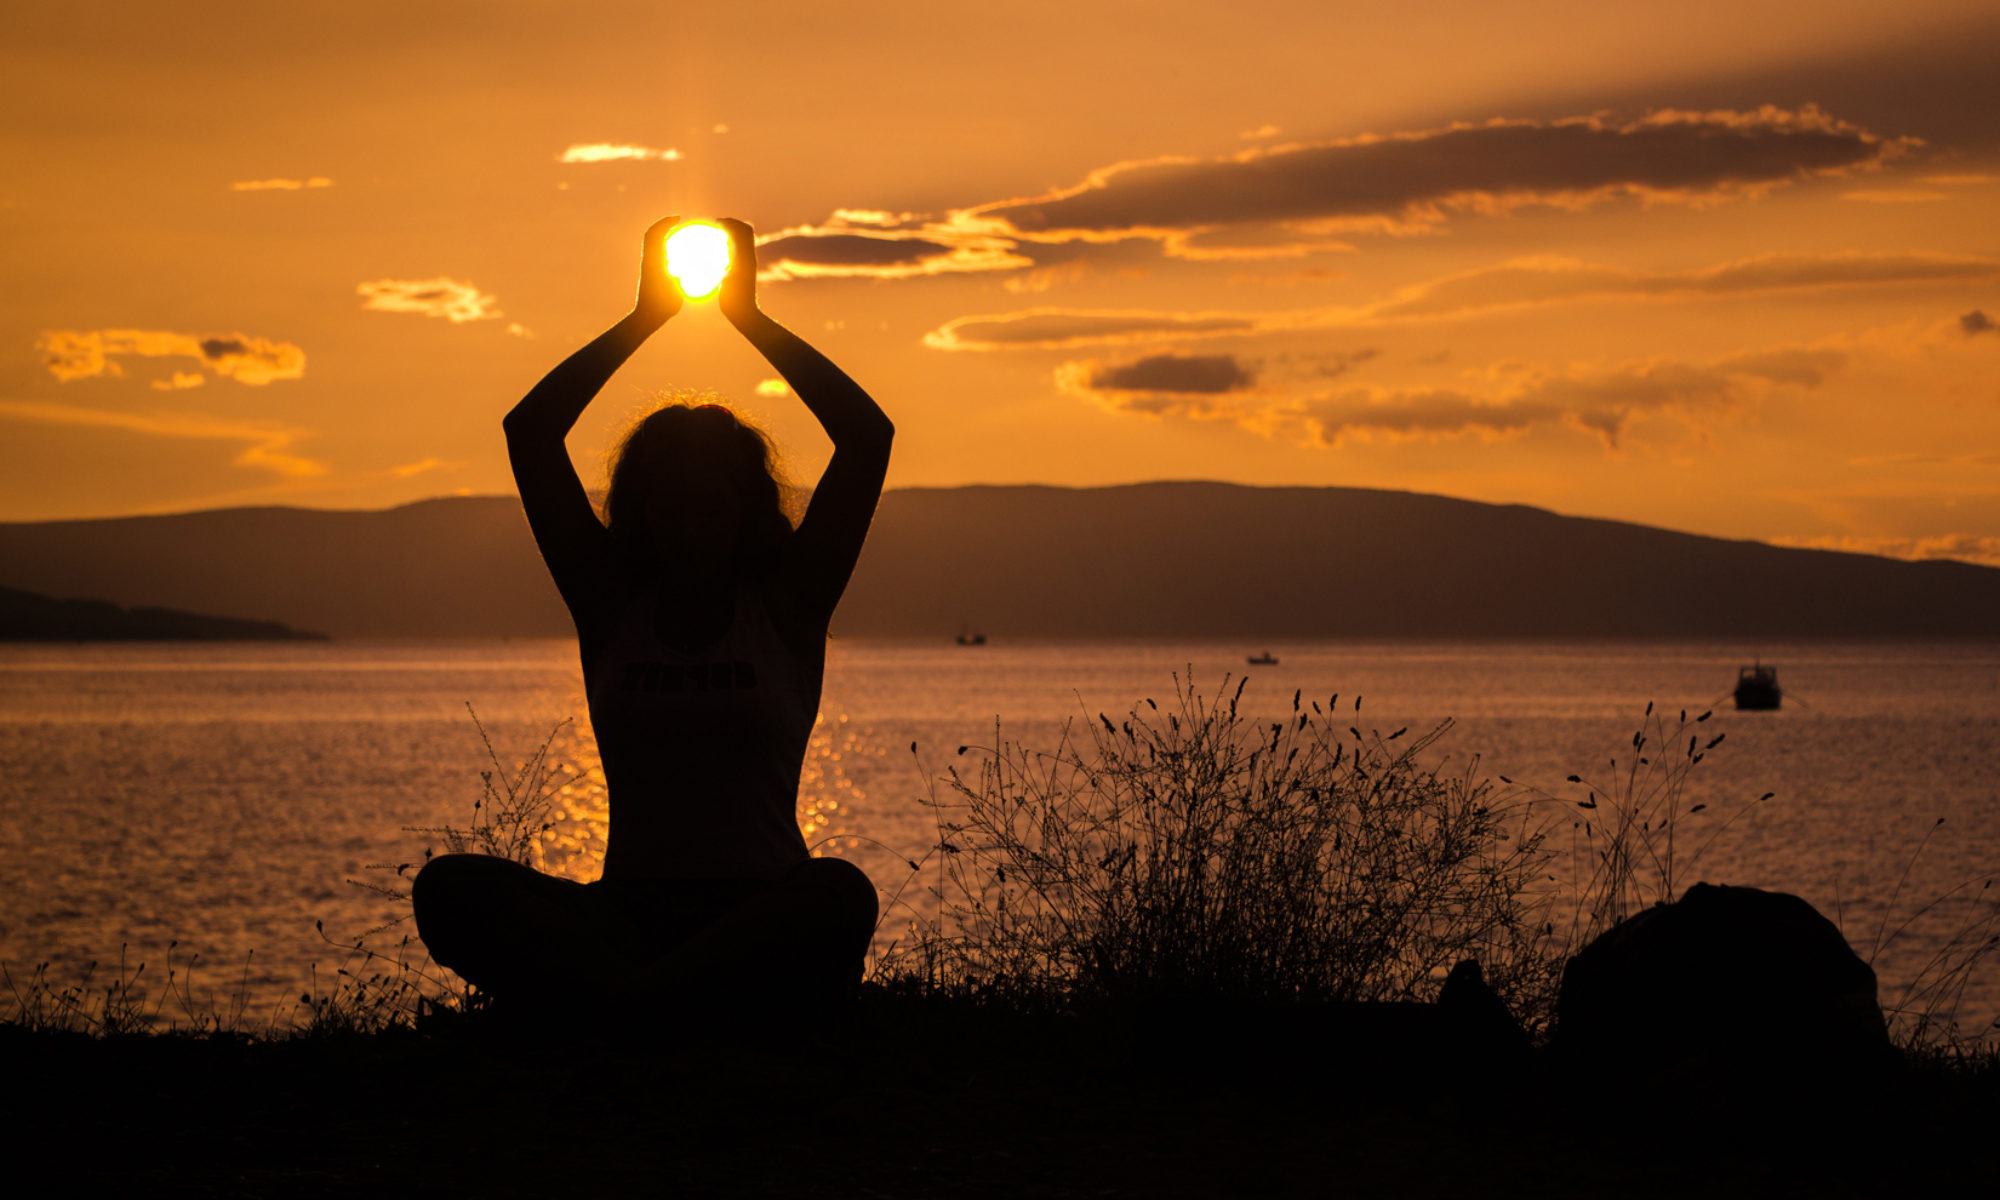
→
(585, 578, 818, 881)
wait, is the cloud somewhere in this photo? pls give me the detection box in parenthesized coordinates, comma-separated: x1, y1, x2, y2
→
(1301, 348, 1381, 379)
(36, 329, 306, 385)
(926, 251, 2000, 350)
(926, 308, 1261, 351)
(356, 278, 502, 323)
(150, 371, 205, 391)
(769, 106, 1910, 284)
(1842, 188, 1947, 203)
(1081, 347, 1845, 452)
(754, 212, 1031, 281)
(1160, 226, 1356, 262)
(1921, 173, 1996, 186)
(558, 143, 680, 163)
(972, 107, 1908, 250)
(230, 177, 333, 191)
(1962, 310, 1996, 336)
(0, 400, 325, 477)
(1766, 534, 2000, 569)
(388, 456, 463, 479)
(1057, 353, 1258, 404)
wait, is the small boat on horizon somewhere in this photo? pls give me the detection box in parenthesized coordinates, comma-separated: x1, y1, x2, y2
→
(1247, 651, 1278, 666)
(956, 625, 986, 646)
(1734, 662, 1781, 711)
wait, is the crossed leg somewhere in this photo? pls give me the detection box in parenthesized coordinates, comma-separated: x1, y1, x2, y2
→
(411, 853, 878, 1019)
(411, 854, 628, 1008)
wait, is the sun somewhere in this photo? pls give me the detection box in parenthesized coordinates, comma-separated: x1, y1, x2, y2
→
(664, 222, 732, 300)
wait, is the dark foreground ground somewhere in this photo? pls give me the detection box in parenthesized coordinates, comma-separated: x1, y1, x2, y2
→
(5, 992, 1996, 1198)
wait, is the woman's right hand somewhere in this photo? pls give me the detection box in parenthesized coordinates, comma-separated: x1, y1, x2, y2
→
(717, 217, 761, 328)
(633, 214, 684, 327)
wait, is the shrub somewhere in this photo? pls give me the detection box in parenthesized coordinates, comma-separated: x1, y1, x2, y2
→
(879, 674, 1565, 1024)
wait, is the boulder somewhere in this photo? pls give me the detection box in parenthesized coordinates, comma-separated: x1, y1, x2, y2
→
(1552, 882, 1892, 1086)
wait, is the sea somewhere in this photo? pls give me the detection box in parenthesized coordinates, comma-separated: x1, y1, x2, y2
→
(2, 638, 1996, 1036)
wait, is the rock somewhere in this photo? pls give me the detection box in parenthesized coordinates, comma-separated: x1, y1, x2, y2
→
(1438, 959, 1533, 1066)
(1552, 882, 1892, 1087)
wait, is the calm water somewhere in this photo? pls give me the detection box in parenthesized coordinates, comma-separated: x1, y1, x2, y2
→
(2, 639, 1996, 1035)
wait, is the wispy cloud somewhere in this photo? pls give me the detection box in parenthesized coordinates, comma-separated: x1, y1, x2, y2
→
(1962, 310, 1996, 336)
(0, 400, 325, 477)
(1079, 346, 1845, 453)
(1767, 533, 2000, 569)
(388, 456, 463, 479)
(927, 308, 1261, 351)
(149, 371, 205, 391)
(767, 107, 1911, 282)
(558, 143, 680, 163)
(1842, 188, 1947, 203)
(1056, 353, 1259, 405)
(926, 251, 2000, 350)
(755, 211, 1030, 281)
(1366, 251, 2000, 320)
(356, 278, 502, 323)
(36, 329, 306, 385)
(230, 177, 333, 191)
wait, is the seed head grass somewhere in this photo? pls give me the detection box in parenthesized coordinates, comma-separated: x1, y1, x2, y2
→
(875, 673, 1566, 1026)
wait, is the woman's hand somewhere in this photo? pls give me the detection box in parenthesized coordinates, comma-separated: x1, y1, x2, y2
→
(717, 217, 761, 328)
(633, 214, 684, 328)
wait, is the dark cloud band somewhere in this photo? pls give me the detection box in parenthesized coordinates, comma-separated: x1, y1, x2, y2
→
(978, 107, 1905, 240)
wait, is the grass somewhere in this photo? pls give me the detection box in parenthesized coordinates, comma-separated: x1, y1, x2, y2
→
(875, 673, 1563, 1026)
(1863, 818, 2000, 1054)
(300, 705, 582, 1033)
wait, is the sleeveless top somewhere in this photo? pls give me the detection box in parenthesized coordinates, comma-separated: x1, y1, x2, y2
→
(584, 578, 818, 881)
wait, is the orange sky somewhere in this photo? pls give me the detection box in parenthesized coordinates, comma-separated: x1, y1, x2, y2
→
(4, 1, 1997, 565)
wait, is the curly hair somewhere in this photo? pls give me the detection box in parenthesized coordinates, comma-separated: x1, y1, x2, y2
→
(602, 393, 799, 579)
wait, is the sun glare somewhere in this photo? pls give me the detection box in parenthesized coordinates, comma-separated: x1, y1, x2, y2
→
(665, 222, 732, 300)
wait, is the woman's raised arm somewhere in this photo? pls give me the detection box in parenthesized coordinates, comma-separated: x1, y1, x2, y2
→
(503, 216, 682, 633)
(717, 218, 894, 626)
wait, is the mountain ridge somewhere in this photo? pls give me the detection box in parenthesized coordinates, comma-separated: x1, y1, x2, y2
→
(0, 482, 1994, 639)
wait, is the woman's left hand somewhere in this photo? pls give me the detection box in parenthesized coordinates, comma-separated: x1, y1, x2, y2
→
(717, 218, 761, 327)
(634, 214, 685, 328)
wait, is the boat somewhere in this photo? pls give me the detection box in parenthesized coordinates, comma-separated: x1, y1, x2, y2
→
(955, 625, 986, 646)
(1734, 662, 1781, 711)
(1247, 651, 1278, 666)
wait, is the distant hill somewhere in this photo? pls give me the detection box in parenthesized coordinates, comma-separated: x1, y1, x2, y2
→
(0, 585, 325, 641)
(0, 483, 1996, 639)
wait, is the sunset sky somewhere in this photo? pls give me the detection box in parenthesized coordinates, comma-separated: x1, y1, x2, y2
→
(4, 1, 1997, 564)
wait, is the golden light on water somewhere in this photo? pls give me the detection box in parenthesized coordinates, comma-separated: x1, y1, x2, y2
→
(664, 222, 732, 299)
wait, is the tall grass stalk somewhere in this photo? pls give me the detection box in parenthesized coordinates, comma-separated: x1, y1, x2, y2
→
(878, 673, 1564, 1023)
(317, 707, 580, 1030)
(1523, 702, 1774, 951)
(1864, 821, 2000, 1053)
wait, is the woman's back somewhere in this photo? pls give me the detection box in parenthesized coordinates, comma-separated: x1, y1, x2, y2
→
(585, 576, 818, 880)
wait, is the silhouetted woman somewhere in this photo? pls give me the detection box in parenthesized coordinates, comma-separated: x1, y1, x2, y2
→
(412, 217, 890, 1020)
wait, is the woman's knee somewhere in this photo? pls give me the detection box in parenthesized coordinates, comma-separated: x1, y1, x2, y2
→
(412, 854, 539, 953)
(786, 855, 879, 937)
